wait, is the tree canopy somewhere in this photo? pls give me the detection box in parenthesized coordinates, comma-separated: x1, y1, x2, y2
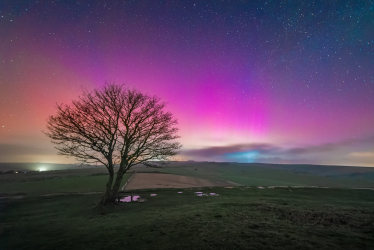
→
(44, 83, 181, 204)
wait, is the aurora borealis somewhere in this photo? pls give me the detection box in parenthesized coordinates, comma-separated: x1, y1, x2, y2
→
(0, 1, 373, 166)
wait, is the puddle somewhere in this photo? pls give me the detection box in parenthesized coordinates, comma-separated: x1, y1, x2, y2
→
(119, 191, 219, 201)
(258, 186, 265, 189)
(195, 192, 219, 197)
(120, 195, 140, 202)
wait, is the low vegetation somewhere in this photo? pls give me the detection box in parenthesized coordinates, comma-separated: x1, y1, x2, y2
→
(1, 187, 374, 250)
(1, 163, 373, 249)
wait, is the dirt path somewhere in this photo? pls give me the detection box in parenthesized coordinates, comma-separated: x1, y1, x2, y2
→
(123, 173, 238, 190)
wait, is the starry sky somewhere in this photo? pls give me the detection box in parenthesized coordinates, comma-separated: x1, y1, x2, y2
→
(0, 0, 373, 166)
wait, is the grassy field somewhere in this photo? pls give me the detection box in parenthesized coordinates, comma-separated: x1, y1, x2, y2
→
(2, 162, 373, 195)
(131, 162, 374, 188)
(1, 187, 374, 250)
(124, 173, 235, 190)
(0, 172, 131, 194)
(1, 162, 374, 193)
(1, 163, 374, 249)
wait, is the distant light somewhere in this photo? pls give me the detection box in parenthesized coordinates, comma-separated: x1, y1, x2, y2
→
(224, 151, 259, 163)
(39, 167, 46, 172)
(15, 172, 18, 174)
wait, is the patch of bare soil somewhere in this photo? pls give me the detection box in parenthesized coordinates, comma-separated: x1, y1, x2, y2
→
(124, 173, 236, 190)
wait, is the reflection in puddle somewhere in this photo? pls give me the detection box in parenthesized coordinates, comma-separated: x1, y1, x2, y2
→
(196, 192, 219, 197)
(120, 195, 140, 202)
(258, 186, 264, 189)
(119, 191, 219, 202)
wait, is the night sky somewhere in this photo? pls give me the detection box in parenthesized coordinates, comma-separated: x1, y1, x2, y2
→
(1, 0, 373, 166)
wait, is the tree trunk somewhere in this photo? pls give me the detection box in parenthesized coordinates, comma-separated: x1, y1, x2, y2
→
(109, 168, 127, 198)
(99, 167, 115, 205)
(99, 164, 128, 206)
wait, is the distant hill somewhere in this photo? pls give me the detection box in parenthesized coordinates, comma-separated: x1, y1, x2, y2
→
(251, 163, 374, 176)
(143, 161, 374, 183)
(244, 163, 374, 181)
(0, 162, 106, 172)
(1, 161, 374, 181)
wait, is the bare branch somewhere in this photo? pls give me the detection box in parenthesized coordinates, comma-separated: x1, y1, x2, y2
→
(44, 82, 181, 205)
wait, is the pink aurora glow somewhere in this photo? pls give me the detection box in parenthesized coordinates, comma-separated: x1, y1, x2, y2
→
(0, 1, 373, 166)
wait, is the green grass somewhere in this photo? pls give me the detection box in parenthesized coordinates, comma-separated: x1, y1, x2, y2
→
(0, 174, 131, 194)
(1, 187, 374, 250)
(1, 162, 373, 196)
(150, 164, 374, 188)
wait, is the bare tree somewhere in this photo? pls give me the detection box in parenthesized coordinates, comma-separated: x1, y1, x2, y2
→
(44, 83, 181, 205)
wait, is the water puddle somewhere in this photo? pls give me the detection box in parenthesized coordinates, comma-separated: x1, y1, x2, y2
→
(119, 195, 146, 202)
(258, 186, 265, 189)
(195, 192, 219, 197)
(120, 191, 219, 201)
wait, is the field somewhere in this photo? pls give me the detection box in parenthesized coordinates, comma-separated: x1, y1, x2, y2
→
(124, 173, 238, 190)
(0, 168, 131, 194)
(130, 162, 374, 188)
(1, 187, 374, 250)
(1, 162, 374, 249)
